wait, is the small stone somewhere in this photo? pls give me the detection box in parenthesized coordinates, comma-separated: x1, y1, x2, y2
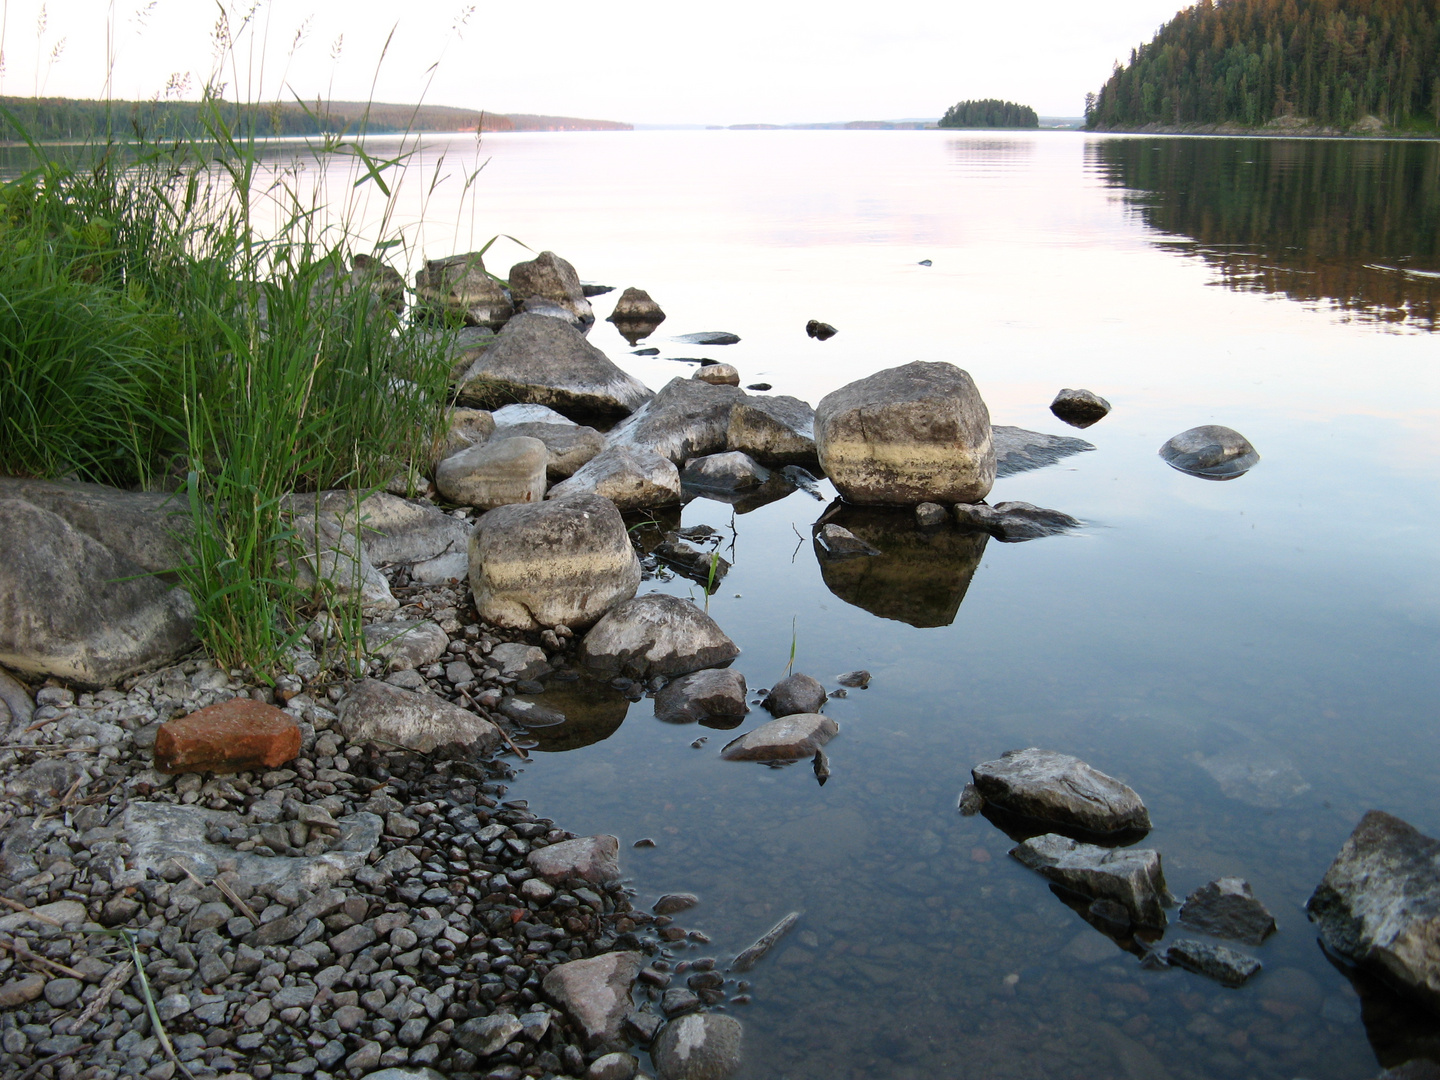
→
(521, 877, 556, 904)
(654, 893, 700, 916)
(154, 699, 301, 774)
(43, 977, 83, 1007)
(835, 670, 870, 689)
(957, 783, 984, 816)
(760, 674, 826, 718)
(455, 1013, 523, 1057)
(915, 502, 949, 527)
(588, 1051, 639, 1080)
(1179, 877, 1277, 945)
(721, 714, 838, 762)
(156, 992, 192, 1021)
(805, 320, 837, 340)
(344, 1041, 382, 1072)
(0, 974, 46, 1007)
(651, 1012, 744, 1080)
(661, 988, 700, 1017)
(1164, 939, 1263, 986)
(1049, 388, 1111, 427)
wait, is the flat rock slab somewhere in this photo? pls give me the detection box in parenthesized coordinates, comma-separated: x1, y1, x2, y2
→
(971, 747, 1151, 836)
(762, 673, 827, 718)
(1163, 939, 1263, 986)
(528, 835, 621, 885)
(654, 669, 748, 725)
(155, 699, 301, 774)
(1307, 810, 1440, 1013)
(674, 331, 740, 345)
(952, 501, 1081, 541)
(1011, 833, 1170, 930)
(1179, 877, 1277, 945)
(992, 426, 1095, 478)
(579, 594, 739, 679)
(1196, 747, 1311, 808)
(652, 1012, 744, 1080)
(337, 679, 500, 753)
(721, 713, 838, 761)
(543, 951, 644, 1047)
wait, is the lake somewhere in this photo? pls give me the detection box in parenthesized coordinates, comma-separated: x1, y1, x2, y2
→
(301, 130, 1440, 1077)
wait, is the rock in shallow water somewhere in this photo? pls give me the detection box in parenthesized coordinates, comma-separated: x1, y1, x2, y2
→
(1179, 877, 1277, 945)
(681, 451, 770, 492)
(1050, 388, 1111, 427)
(1163, 939, 1263, 986)
(1010, 833, 1171, 929)
(952, 501, 1081, 541)
(972, 747, 1151, 836)
(543, 951, 643, 1047)
(762, 673, 827, 718)
(1160, 424, 1260, 480)
(652, 1012, 743, 1080)
(654, 669, 748, 725)
(721, 713, 838, 761)
(991, 425, 1095, 478)
(580, 594, 739, 679)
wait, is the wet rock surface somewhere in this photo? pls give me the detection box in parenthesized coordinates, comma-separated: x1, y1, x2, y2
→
(1011, 833, 1171, 929)
(680, 452, 770, 493)
(652, 1011, 744, 1080)
(1160, 424, 1260, 480)
(971, 748, 1151, 837)
(1178, 877, 1277, 945)
(1163, 939, 1263, 986)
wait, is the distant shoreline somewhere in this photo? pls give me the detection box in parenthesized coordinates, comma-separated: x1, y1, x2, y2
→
(1089, 117, 1440, 140)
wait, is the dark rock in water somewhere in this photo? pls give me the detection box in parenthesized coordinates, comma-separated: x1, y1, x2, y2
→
(455, 312, 653, 418)
(499, 696, 568, 728)
(957, 783, 984, 816)
(814, 503, 987, 628)
(727, 396, 817, 466)
(812, 748, 830, 786)
(915, 502, 949, 527)
(992, 425, 1095, 478)
(607, 288, 666, 344)
(1011, 833, 1171, 930)
(815, 362, 995, 505)
(1179, 877, 1277, 945)
(1307, 810, 1440, 1014)
(607, 377, 748, 464)
(972, 747, 1151, 836)
(1163, 939, 1263, 986)
(836, 670, 871, 688)
(681, 451, 770, 492)
(782, 465, 825, 500)
(654, 893, 700, 915)
(763, 673, 828, 717)
(1087, 897, 1133, 937)
(653, 535, 731, 590)
(634, 347, 661, 355)
(508, 250, 595, 328)
(953, 500, 1081, 541)
(1050, 388, 1112, 427)
(652, 1013, 743, 1080)
(721, 714, 838, 761)
(675, 331, 741, 345)
(918, 259, 932, 266)
(746, 382, 772, 391)
(580, 594, 740, 679)
(654, 669, 748, 725)
(583, 282, 615, 297)
(806, 320, 838, 340)
(814, 524, 881, 558)
(518, 679, 630, 752)
(1160, 425, 1260, 480)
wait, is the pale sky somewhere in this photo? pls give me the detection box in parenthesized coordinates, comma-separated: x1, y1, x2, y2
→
(0, 1, 1185, 124)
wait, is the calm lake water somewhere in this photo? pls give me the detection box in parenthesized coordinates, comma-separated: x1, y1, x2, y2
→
(168, 129, 1440, 1076)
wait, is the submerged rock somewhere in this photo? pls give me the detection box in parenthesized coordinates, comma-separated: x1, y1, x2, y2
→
(815, 362, 995, 505)
(579, 594, 739, 679)
(1196, 747, 1311, 808)
(952, 501, 1081, 541)
(726, 395, 817, 466)
(762, 673, 828, 717)
(992, 425, 1095, 477)
(1163, 939, 1263, 986)
(508, 250, 595, 328)
(971, 748, 1151, 836)
(1011, 833, 1171, 929)
(1050, 388, 1112, 427)
(337, 679, 501, 753)
(720, 713, 838, 761)
(547, 445, 682, 511)
(1160, 425, 1260, 480)
(731, 911, 801, 972)
(652, 536, 730, 590)
(653, 669, 748, 725)
(675, 331, 740, 345)
(915, 502, 949, 527)
(652, 1012, 744, 1080)
(435, 436, 548, 510)
(681, 451, 770, 492)
(469, 493, 641, 631)
(1306, 810, 1440, 1014)
(1179, 877, 1277, 945)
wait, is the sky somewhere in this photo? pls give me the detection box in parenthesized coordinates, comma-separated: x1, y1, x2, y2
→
(0, 1, 1189, 124)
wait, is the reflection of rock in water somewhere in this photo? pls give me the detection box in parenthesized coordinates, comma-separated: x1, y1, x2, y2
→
(516, 680, 630, 752)
(814, 503, 987, 628)
(1195, 748, 1311, 808)
(1323, 950, 1440, 1072)
(622, 506, 683, 554)
(684, 469, 797, 514)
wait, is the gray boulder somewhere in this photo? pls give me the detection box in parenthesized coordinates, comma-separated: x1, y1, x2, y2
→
(470, 493, 641, 631)
(543, 952, 643, 1047)
(815, 361, 995, 505)
(992, 426, 1095, 478)
(1162, 939, 1263, 986)
(952, 501, 1081, 541)
(972, 748, 1151, 836)
(762, 673, 827, 717)
(286, 510, 397, 612)
(337, 679, 501, 753)
(726, 395, 817, 465)
(363, 620, 450, 671)
(0, 497, 196, 687)
(488, 642, 551, 680)
(1011, 833, 1171, 929)
(1307, 810, 1440, 1013)
(652, 1013, 743, 1080)
(492, 419, 605, 481)
(434, 405, 496, 462)
(1179, 877, 1277, 945)
(508, 251, 595, 328)
(579, 594, 739, 679)
(1050, 388, 1111, 427)
(606, 377, 748, 463)
(654, 669, 748, 725)
(435, 435, 548, 509)
(456, 313, 652, 418)
(414, 252, 514, 327)
(528, 835, 621, 884)
(0, 477, 191, 573)
(721, 713, 839, 761)
(546, 445, 682, 511)
(681, 451, 770, 493)
(915, 502, 949, 527)
(1160, 425, 1260, 480)
(296, 490, 472, 585)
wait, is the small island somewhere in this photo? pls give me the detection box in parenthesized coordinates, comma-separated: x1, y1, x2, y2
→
(937, 99, 1039, 129)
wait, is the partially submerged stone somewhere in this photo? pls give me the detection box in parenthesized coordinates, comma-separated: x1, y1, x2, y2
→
(915, 502, 949, 527)
(337, 679, 501, 753)
(435, 435, 549, 510)
(469, 493, 641, 631)
(652, 1012, 744, 1080)
(543, 951, 644, 1047)
(529, 835, 621, 884)
(654, 669, 748, 725)
(155, 699, 301, 774)
(726, 395, 817, 466)
(608, 287, 666, 344)
(1179, 877, 1277, 945)
(806, 319, 837, 340)
(952, 501, 1081, 541)
(720, 713, 839, 761)
(579, 594, 739, 679)
(674, 331, 740, 345)
(972, 747, 1151, 836)
(1163, 939, 1263, 987)
(1160, 425, 1260, 480)
(693, 363, 740, 387)
(654, 893, 700, 916)
(681, 451, 770, 493)
(1050, 388, 1111, 427)
(546, 445, 682, 511)
(1011, 833, 1171, 930)
(815, 362, 995, 505)
(1306, 810, 1440, 1013)
(762, 673, 827, 718)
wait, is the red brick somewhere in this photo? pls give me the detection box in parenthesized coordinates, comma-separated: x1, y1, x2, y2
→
(155, 698, 301, 774)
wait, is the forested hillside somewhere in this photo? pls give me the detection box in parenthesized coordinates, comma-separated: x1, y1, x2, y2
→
(1086, 0, 1440, 131)
(938, 99, 1039, 128)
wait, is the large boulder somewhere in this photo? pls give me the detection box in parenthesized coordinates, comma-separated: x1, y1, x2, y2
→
(469, 494, 641, 631)
(546, 446, 682, 511)
(726, 396, 817, 465)
(971, 748, 1151, 836)
(0, 497, 196, 687)
(652, 1013, 744, 1080)
(1306, 810, 1440, 1013)
(606, 377, 748, 463)
(455, 313, 652, 418)
(720, 713, 838, 761)
(814, 362, 995, 505)
(543, 952, 643, 1047)
(1160, 425, 1260, 480)
(579, 594, 739, 679)
(435, 436, 548, 509)
(336, 679, 501, 753)
(1011, 833, 1171, 930)
(0, 477, 191, 573)
(414, 252, 515, 327)
(507, 251, 594, 328)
